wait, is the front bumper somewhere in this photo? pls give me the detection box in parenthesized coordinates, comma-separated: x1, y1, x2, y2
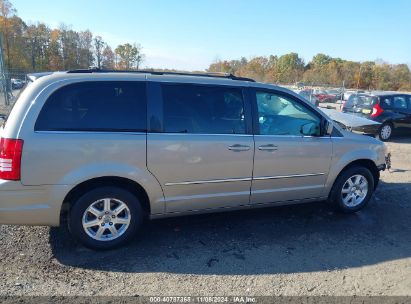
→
(377, 153, 391, 171)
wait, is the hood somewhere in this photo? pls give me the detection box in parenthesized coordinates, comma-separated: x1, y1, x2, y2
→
(320, 108, 380, 128)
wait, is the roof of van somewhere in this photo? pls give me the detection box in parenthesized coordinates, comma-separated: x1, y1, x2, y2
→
(24, 69, 315, 108)
(27, 69, 256, 83)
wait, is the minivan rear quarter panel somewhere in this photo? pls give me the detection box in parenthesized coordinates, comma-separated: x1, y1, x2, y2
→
(17, 77, 166, 215)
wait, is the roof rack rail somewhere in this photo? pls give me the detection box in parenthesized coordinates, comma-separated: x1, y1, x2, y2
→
(66, 68, 255, 82)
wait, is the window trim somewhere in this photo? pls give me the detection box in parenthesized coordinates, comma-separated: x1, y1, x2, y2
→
(249, 87, 327, 137)
(34, 81, 148, 133)
(148, 82, 253, 135)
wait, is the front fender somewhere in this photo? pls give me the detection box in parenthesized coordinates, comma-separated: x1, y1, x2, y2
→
(325, 144, 382, 194)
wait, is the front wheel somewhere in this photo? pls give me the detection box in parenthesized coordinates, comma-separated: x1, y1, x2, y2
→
(328, 166, 375, 213)
(68, 187, 144, 250)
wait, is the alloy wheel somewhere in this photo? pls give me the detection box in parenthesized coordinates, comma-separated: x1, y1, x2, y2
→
(341, 174, 369, 207)
(380, 124, 392, 140)
(82, 198, 131, 241)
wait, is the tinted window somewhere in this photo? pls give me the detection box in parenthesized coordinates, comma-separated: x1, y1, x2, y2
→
(256, 91, 321, 136)
(162, 84, 246, 134)
(380, 96, 393, 109)
(347, 95, 377, 108)
(393, 96, 408, 109)
(35, 81, 146, 132)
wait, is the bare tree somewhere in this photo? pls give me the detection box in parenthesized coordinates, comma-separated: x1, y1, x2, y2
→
(101, 45, 115, 69)
(93, 35, 105, 68)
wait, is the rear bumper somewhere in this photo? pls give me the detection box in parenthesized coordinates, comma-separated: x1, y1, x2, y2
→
(0, 180, 68, 226)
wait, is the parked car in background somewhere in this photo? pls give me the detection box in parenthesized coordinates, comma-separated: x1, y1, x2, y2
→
(11, 78, 24, 89)
(298, 89, 320, 106)
(343, 90, 366, 101)
(0, 114, 5, 130)
(326, 89, 343, 101)
(313, 89, 338, 103)
(341, 92, 411, 141)
(0, 70, 389, 250)
(321, 108, 381, 136)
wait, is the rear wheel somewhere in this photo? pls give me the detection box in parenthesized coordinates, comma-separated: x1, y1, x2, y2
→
(378, 122, 393, 141)
(328, 166, 374, 213)
(68, 187, 144, 250)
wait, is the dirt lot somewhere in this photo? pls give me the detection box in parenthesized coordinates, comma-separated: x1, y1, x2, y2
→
(1, 136, 411, 296)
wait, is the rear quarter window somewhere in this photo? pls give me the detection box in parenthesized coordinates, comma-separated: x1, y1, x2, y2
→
(35, 81, 147, 132)
(392, 96, 408, 109)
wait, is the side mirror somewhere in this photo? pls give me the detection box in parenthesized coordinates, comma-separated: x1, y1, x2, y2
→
(300, 122, 320, 136)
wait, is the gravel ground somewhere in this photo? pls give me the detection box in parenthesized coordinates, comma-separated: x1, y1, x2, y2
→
(1, 136, 411, 296)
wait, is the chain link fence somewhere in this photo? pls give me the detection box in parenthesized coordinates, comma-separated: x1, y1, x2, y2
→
(0, 34, 31, 117)
(0, 71, 29, 117)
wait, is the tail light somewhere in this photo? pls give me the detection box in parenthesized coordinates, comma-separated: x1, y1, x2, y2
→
(371, 103, 384, 118)
(0, 138, 24, 180)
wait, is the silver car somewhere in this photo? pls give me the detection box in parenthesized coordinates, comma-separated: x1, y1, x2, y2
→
(0, 70, 389, 250)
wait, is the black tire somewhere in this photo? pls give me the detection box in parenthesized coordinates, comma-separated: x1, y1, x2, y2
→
(328, 166, 375, 213)
(377, 122, 393, 141)
(68, 186, 144, 250)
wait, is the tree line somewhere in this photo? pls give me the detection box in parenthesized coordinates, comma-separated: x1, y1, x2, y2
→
(1, 0, 410, 91)
(0, 0, 144, 75)
(208, 54, 411, 91)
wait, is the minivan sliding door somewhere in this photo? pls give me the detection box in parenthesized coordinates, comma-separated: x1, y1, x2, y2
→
(147, 81, 254, 213)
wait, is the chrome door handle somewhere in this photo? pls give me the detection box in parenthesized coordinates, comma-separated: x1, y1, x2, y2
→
(228, 144, 251, 152)
(258, 144, 278, 151)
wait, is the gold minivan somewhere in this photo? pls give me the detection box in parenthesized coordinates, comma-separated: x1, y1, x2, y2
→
(0, 70, 389, 249)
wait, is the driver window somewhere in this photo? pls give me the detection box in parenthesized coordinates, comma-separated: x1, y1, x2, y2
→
(256, 91, 321, 136)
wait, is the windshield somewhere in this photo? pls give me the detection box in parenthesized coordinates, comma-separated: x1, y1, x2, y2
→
(346, 95, 378, 108)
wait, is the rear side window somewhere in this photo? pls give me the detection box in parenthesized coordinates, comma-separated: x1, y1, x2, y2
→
(161, 84, 246, 134)
(347, 95, 377, 107)
(392, 96, 408, 109)
(35, 81, 147, 132)
(380, 97, 392, 109)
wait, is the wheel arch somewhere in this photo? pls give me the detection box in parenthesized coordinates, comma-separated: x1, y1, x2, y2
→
(380, 119, 395, 130)
(60, 176, 151, 223)
(332, 159, 380, 191)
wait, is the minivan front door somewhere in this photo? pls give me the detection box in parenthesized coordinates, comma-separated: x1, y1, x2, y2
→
(147, 82, 254, 213)
(251, 89, 332, 205)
